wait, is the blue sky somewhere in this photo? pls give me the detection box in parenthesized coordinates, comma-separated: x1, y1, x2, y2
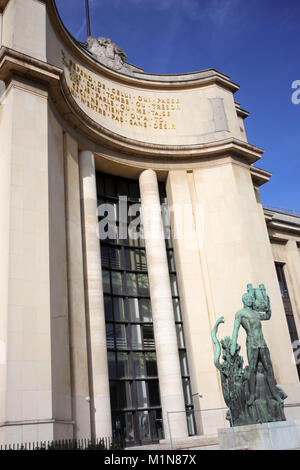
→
(55, 0, 300, 212)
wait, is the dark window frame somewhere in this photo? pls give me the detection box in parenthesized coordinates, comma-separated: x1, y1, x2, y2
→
(98, 172, 196, 445)
(275, 262, 300, 380)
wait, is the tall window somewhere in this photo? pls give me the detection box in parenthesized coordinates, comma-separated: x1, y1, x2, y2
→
(97, 172, 195, 446)
(275, 262, 300, 379)
(160, 185, 196, 436)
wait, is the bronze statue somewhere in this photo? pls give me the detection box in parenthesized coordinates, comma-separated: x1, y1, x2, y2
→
(212, 284, 287, 427)
(230, 284, 282, 406)
(212, 319, 249, 426)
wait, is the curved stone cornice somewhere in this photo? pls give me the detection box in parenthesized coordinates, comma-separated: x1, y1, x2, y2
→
(47, 0, 240, 93)
(0, 45, 264, 163)
(0, 1, 263, 163)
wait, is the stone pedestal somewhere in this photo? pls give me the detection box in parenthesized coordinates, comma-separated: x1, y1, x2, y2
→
(218, 420, 300, 450)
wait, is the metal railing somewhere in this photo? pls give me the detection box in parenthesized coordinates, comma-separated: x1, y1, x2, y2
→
(0, 436, 122, 451)
(166, 407, 228, 450)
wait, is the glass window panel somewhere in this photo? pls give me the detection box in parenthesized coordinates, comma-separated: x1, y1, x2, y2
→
(124, 248, 136, 271)
(135, 249, 147, 271)
(101, 245, 110, 267)
(106, 323, 114, 349)
(110, 381, 118, 409)
(111, 271, 123, 295)
(115, 324, 127, 350)
(117, 179, 128, 196)
(165, 231, 173, 249)
(139, 299, 152, 322)
(148, 380, 160, 407)
(129, 223, 144, 247)
(107, 351, 116, 378)
(97, 198, 106, 224)
(129, 230, 143, 250)
(112, 413, 122, 435)
(105, 177, 115, 197)
(126, 273, 137, 296)
(110, 246, 122, 269)
(179, 351, 189, 376)
(128, 233, 139, 248)
(114, 297, 125, 322)
(118, 222, 129, 245)
(138, 231, 145, 247)
(145, 352, 158, 377)
(129, 181, 140, 199)
(287, 315, 299, 343)
(167, 250, 176, 272)
(136, 381, 148, 408)
(124, 412, 135, 443)
(117, 352, 130, 378)
(127, 204, 141, 245)
(173, 298, 182, 322)
(138, 411, 151, 441)
(131, 324, 142, 349)
(128, 201, 141, 215)
(133, 352, 146, 377)
(117, 196, 128, 224)
(159, 184, 166, 199)
(143, 325, 155, 350)
(104, 295, 113, 321)
(138, 274, 149, 296)
(176, 324, 185, 349)
(101, 220, 117, 244)
(170, 274, 178, 297)
(102, 270, 111, 293)
(182, 378, 192, 405)
(105, 202, 117, 222)
(152, 410, 164, 440)
(96, 173, 104, 194)
(161, 199, 169, 221)
(126, 298, 140, 322)
(186, 408, 196, 436)
(118, 382, 132, 409)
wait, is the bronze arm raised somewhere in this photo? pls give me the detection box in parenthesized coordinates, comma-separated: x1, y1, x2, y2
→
(211, 316, 225, 371)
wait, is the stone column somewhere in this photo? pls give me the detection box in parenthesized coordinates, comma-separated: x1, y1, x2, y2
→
(139, 169, 188, 441)
(79, 150, 112, 439)
(64, 136, 91, 439)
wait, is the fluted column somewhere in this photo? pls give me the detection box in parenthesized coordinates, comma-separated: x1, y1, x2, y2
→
(64, 136, 91, 439)
(139, 169, 188, 440)
(79, 150, 112, 438)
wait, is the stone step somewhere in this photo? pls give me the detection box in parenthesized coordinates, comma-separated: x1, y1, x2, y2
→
(127, 434, 219, 451)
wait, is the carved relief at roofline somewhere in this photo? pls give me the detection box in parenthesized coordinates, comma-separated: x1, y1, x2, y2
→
(84, 36, 142, 75)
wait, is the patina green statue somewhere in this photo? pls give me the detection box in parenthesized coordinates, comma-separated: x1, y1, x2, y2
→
(212, 318, 249, 426)
(212, 284, 287, 426)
